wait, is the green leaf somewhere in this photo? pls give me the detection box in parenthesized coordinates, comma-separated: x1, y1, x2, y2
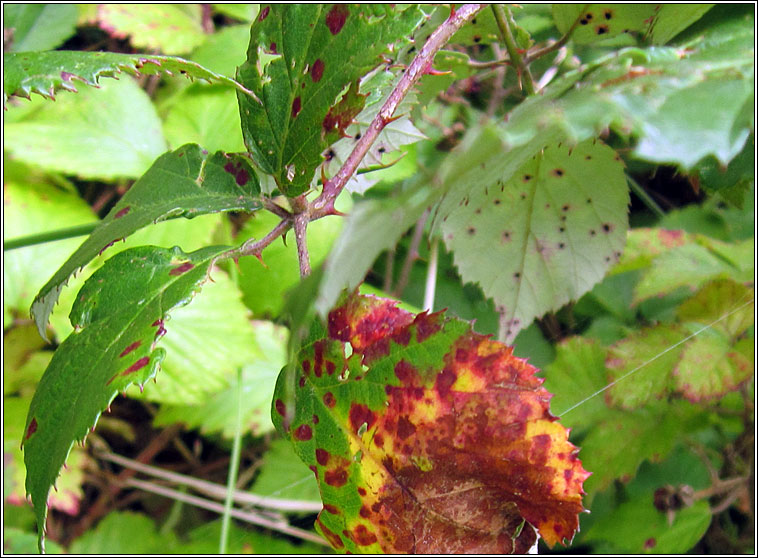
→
(543, 337, 610, 429)
(3, 4, 78, 52)
(189, 24, 251, 77)
(553, 5, 656, 44)
(677, 278, 755, 338)
(273, 293, 589, 552)
(441, 139, 629, 342)
(3, 50, 258, 104)
(31, 144, 261, 340)
(2, 527, 64, 555)
(97, 4, 205, 55)
(23, 245, 228, 550)
(212, 4, 260, 23)
(251, 439, 322, 502)
(152, 318, 287, 438)
(672, 327, 754, 403)
(500, 12, 754, 170)
(69, 512, 180, 554)
(647, 5, 715, 44)
(316, 180, 434, 316)
(236, 4, 422, 195)
(605, 325, 687, 409)
(611, 228, 695, 274)
(237, 205, 344, 318)
(579, 402, 695, 500)
(3, 175, 96, 328)
(5, 77, 167, 179)
(163, 86, 246, 153)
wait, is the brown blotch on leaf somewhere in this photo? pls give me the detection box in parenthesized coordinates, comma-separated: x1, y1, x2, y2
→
(291, 96, 302, 118)
(435, 367, 457, 398)
(324, 467, 349, 487)
(26, 418, 38, 440)
(311, 58, 325, 82)
(317, 518, 345, 549)
(169, 262, 195, 276)
(114, 206, 131, 219)
(122, 356, 150, 376)
(604, 9, 613, 19)
(323, 391, 336, 408)
(274, 398, 286, 416)
(293, 424, 313, 441)
(223, 161, 250, 186)
(258, 5, 270, 21)
(522, 174, 532, 182)
(325, 4, 349, 35)
(349, 403, 377, 433)
(324, 503, 340, 515)
(596, 24, 609, 35)
(502, 231, 512, 242)
(552, 168, 564, 177)
(396, 416, 416, 440)
(562, 204, 571, 212)
(119, 341, 141, 358)
(316, 448, 330, 466)
(351, 525, 378, 546)
(602, 223, 613, 233)
(467, 226, 476, 235)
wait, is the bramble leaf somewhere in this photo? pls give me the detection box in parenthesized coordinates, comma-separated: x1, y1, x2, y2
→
(3, 50, 258, 105)
(23, 245, 228, 551)
(31, 144, 261, 339)
(235, 4, 422, 196)
(440, 140, 629, 342)
(4, 4, 78, 52)
(273, 292, 589, 552)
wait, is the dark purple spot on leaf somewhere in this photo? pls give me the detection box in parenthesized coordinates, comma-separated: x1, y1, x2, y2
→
(293, 424, 312, 441)
(292, 96, 302, 118)
(396, 416, 416, 440)
(61, 71, 75, 81)
(312, 414, 319, 424)
(325, 4, 349, 35)
(275, 399, 286, 416)
(325, 467, 348, 487)
(26, 418, 38, 440)
(317, 519, 344, 549)
(169, 262, 195, 276)
(115, 206, 131, 219)
(324, 503, 340, 515)
(351, 525, 378, 546)
(122, 356, 150, 376)
(323, 392, 336, 408)
(119, 341, 141, 357)
(349, 404, 376, 432)
(435, 367, 456, 398)
(311, 58, 324, 82)
(269, 42, 277, 53)
(258, 5, 269, 20)
(316, 448, 329, 465)
(360, 505, 371, 518)
(223, 161, 250, 186)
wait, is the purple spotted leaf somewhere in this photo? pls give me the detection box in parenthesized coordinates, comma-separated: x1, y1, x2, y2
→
(273, 292, 589, 553)
(440, 139, 629, 342)
(23, 245, 227, 552)
(31, 144, 261, 340)
(235, 4, 423, 196)
(3, 50, 260, 106)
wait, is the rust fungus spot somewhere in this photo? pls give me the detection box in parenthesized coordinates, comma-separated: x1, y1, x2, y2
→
(275, 399, 286, 416)
(122, 356, 150, 376)
(514, 271, 521, 279)
(558, 242, 566, 249)
(119, 341, 141, 358)
(325, 4, 349, 35)
(562, 204, 571, 212)
(26, 418, 38, 440)
(467, 226, 476, 235)
(302, 360, 311, 374)
(552, 168, 564, 177)
(502, 231, 512, 242)
(604, 9, 613, 19)
(522, 174, 532, 182)
(357, 487, 367, 496)
(311, 58, 325, 82)
(294, 424, 313, 441)
(352, 525, 378, 546)
(258, 5, 270, 21)
(325, 467, 348, 487)
(312, 414, 319, 424)
(396, 416, 416, 440)
(291, 96, 302, 118)
(223, 161, 250, 186)
(596, 24, 609, 34)
(435, 367, 456, 398)
(590, 229, 597, 236)
(323, 391, 336, 408)
(359, 505, 371, 518)
(324, 503, 340, 515)
(493, 199, 502, 205)
(349, 404, 376, 433)
(316, 448, 329, 466)
(169, 262, 195, 276)
(114, 206, 131, 219)
(602, 223, 613, 233)
(269, 42, 277, 53)
(317, 519, 344, 549)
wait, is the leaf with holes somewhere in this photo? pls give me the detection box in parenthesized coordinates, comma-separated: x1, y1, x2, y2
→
(272, 292, 589, 553)
(31, 143, 261, 340)
(23, 245, 228, 552)
(3, 50, 258, 105)
(440, 140, 629, 343)
(235, 4, 422, 196)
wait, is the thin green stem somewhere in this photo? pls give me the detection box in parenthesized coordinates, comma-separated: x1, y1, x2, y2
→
(627, 175, 666, 219)
(4, 222, 99, 251)
(492, 5, 536, 96)
(219, 368, 244, 554)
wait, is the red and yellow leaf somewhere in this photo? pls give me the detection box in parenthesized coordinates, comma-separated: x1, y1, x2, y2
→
(272, 292, 589, 553)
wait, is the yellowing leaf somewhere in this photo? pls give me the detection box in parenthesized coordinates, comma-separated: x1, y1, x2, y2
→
(273, 292, 589, 552)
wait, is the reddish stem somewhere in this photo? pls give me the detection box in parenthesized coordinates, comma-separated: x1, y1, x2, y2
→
(310, 3, 485, 219)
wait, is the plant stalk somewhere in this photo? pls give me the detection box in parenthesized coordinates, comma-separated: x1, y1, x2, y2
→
(4, 223, 99, 251)
(219, 368, 244, 554)
(492, 5, 536, 96)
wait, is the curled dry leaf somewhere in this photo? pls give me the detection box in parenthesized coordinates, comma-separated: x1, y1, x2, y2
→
(273, 292, 589, 553)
